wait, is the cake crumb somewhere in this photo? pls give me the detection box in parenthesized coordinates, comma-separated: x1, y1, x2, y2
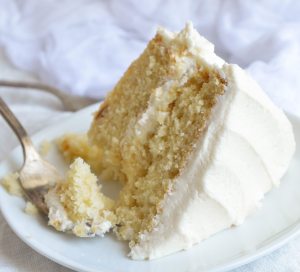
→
(39, 140, 52, 157)
(24, 201, 39, 215)
(1, 172, 23, 197)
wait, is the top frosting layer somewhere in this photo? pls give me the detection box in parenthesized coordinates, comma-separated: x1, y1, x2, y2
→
(130, 23, 295, 260)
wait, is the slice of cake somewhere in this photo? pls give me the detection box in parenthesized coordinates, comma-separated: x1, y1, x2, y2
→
(87, 22, 295, 259)
(55, 22, 295, 259)
(45, 157, 116, 237)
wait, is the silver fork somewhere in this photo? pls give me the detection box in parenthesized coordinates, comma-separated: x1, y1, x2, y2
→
(0, 97, 62, 214)
(0, 80, 99, 111)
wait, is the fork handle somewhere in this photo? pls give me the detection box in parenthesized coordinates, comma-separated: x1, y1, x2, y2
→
(0, 80, 99, 111)
(0, 80, 67, 103)
(0, 97, 38, 159)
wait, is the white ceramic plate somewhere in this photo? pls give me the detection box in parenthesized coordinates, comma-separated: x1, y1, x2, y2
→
(0, 104, 300, 272)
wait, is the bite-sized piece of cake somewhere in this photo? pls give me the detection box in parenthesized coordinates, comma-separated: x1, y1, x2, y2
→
(45, 157, 116, 237)
(88, 22, 295, 259)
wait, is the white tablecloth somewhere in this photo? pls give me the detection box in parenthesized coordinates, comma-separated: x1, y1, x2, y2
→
(1, 1, 300, 271)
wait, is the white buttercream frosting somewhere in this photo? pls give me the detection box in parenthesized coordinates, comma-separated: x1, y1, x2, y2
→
(129, 23, 295, 259)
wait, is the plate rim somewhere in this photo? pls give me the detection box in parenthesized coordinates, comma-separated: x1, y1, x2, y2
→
(0, 106, 299, 272)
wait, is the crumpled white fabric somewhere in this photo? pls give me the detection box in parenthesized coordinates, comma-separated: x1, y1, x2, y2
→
(0, 0, 300, 271)
(0, 0, 300, 116)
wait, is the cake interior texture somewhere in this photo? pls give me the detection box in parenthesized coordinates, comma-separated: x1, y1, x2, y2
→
(114, 70, 226, 243)
(88, 25, 227, 244)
